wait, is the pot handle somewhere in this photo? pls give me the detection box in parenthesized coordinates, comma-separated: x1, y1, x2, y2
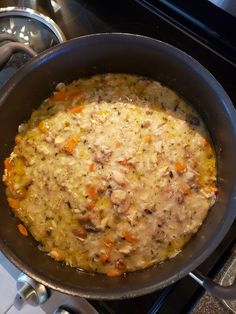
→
(189, 270, 236, 300)
(0, 42, 37, 68)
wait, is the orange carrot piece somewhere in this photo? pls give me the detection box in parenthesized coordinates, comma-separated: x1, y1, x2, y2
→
(65, 138, 77, 154)
(7, 197, 20, 209)
(124, 231, 138, 244)
(115, 142, 121, 149)
(53, 91, 68, 101)
(100, 252, 110, 264)
(179, 182, 192, 195)
(104, 239, 114, 248)
(87, 202, 95, 210)
(69, 91, 83, 99)
(64, 135, 80, 154)
(87, 186, 97, 200)
(69, 105, 85, 114)
(175, 162, 186, 174)
(38, 120, 49, 133)
(89, 163, 95, 172)
(17, 223, 28, 236)
(106, 268, 122, 277)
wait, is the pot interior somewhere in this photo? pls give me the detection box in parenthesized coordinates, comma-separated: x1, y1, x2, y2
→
(0, 34, 235, 299)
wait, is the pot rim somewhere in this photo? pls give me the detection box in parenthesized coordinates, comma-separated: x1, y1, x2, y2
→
(0, 33, 236, 299)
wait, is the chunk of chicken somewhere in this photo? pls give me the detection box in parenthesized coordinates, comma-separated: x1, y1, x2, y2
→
(94, 149, 112, 164)
(111, 170, 126, 186)
(111, 190, 127, 204)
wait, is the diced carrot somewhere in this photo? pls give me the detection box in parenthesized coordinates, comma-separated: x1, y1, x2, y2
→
(4, 158, 12, 172)
(65, 138, 77, 154)
(100, 252, 110, 264)
(64, 135, 80, 154)
(175, 162, 186, 174)
(87, 186, 97, 200)
(106, 268, 122, 277)
(17, 223, 28, 236)
(68, 91, 83, 99)
(115, 142, 121, 149)
(38, 120, 49, 133)
(89, 163, 95, 172)
(124, 231, 138, 244)
(179, 182, 192, 195)
(15, 134, 22, 144)
(53, 91, 68, 101)
(87, 202, 95, 210)
(7, 197, 20, 209)
(68, 105, 85, 114)
(104, 239, 114, 248)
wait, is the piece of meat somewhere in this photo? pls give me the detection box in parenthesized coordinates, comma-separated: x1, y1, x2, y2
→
(119, 243, 133, 255)
(111, 170, 126, 186)
(72, 229, 87, 241)
(94, 149, 112, 164)
(177, 193, 185, 204)
(111, 189, 127, 205)
(142, 120, 151, 128)
(78, 213, 103, 232)
(115, 259, 127, 271)
(111, 190, 131, 214)
(117, 197, 131, 214)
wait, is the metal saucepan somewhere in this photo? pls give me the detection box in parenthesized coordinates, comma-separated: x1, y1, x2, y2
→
(0, 33, 236, 300)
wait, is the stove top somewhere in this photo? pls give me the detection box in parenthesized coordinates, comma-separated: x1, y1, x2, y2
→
(0, 0, 235, 313)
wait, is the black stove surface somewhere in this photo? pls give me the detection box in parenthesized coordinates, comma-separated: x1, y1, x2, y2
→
(0, 1, 236, 313)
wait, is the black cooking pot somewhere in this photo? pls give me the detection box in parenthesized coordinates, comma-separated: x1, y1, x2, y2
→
(0, 33, 236, 300)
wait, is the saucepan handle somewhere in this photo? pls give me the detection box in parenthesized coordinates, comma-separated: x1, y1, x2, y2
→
(189, 270, 236, 300)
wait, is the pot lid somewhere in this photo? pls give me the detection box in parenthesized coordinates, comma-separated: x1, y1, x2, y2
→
(0, 7, 65, 53)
